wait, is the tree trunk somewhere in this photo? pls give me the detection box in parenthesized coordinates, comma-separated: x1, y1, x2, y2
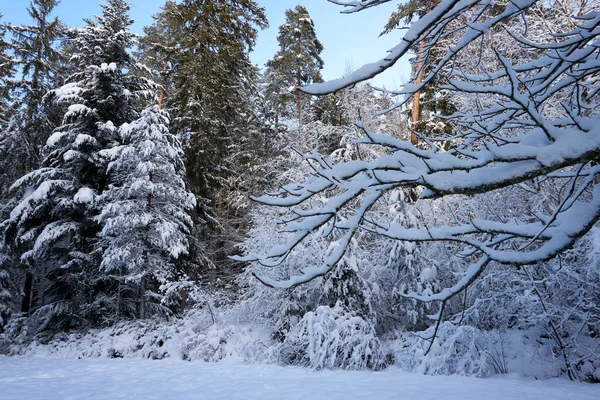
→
(297, 67, 305, 149)
(158, 60, 167, 109)
(411, 58, 426, 145)
(410, 1, 439, 146)
(218, 187, 224, 216)
(20, 272, 33, 315)
(146, 172, 153, 210)
(139, 276, 146, 319)
(158, 86, 165, 110)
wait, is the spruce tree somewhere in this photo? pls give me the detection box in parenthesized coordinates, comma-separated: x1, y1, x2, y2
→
(139, 1, 269, 281)
(0, 13, 14, 131)
(7, 0, 65, 173)
(0, 0, 153, 334)
(265, 6, 324, 132)
(0, 13, 17, 195)
(0, 243, 13, 333)
(139, 0, 268, 208)
(98, 106, 196, 317)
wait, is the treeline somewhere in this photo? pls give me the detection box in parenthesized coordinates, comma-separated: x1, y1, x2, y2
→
(1, 0, 598, 383)
(0, 0, 366, 337)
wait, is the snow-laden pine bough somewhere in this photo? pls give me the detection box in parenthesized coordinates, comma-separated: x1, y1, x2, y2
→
(235, 0, 600, 359)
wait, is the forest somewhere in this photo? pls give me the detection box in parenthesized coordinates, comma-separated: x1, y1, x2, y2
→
(0, 0, 599, 387)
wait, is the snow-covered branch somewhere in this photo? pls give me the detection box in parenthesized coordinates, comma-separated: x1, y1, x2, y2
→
(244, 0, 600, 298)
(327, 0, 392, 14)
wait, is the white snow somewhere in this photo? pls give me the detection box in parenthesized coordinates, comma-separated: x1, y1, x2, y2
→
(67, 104, 90, 115)
(9, 181, 55, 220)
(0, 356, 597, 400)
(74, 134, 96, 147)
(99, 62, 118, 72)
(74, 187, 95, 204)
(46, 130, 69, 147)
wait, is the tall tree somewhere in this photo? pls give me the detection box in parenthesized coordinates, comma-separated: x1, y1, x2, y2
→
(139, 1, 269, 283)
(0, 242, 13, 333)
(265, 5, 324, 134)
(139, 0, 268, 215)
(0, 13, 14, 131)
(7, 0, 65, 173)
(0, 0, 153, 334)
(381, 0, 448, 144)
(98, 106, 196, 318)
(0, 13, 17, 195)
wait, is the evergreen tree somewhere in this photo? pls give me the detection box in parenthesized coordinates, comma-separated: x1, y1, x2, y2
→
(0, 0, 153, 334)
(139, 0, 268, 207)
(7, 0, 65, 173)
(383, 0, 455, 143)
(0, 242, 13, 333)
(0, 13, 14, 131)
(265, 6, 324, 133)
(98, 106, 196, 318)
(0, 13, 17, 195)
(139, 1, 269, 282)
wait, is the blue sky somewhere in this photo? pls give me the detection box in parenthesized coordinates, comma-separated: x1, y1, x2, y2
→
(1, 0, 410, 89)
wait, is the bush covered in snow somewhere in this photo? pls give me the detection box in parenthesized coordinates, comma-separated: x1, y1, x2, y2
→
(279, 301, 387, 370)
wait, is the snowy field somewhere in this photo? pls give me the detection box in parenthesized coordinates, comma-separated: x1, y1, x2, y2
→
(0, 356, 598, 400)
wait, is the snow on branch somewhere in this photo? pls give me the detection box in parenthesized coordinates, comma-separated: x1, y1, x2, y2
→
(245, 1, 600, 301)
(302, 0, 535, 95)
(327, 0, 393, 14)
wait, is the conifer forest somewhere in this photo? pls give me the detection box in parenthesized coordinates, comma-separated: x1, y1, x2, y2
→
(0, 0, 600, 394)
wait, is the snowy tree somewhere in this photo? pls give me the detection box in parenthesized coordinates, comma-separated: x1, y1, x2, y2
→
(1, 1, 65, 197)
(381, 0, 445, 144)
(238, 199, 391, 370)
(240, 0, 600, 375)
(0, 13, 14, 132)
(235, 88, 417, 369)
(211, 75, 280, 276)
(0, 14, 17, 195)
(6, 0, 65, 174)
(0, 243, 14, 333)
(98, 106, 196, 318)
(0, 0, 153, 334)
(265, 5, 324, 136)
(139, 0, 268, 205)
(139, 0, 269, 284)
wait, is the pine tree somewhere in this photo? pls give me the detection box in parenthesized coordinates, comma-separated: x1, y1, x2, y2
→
(0, 13, 14, 131)
(0, 13, 17, 195)
(0, 0, 153, 334)
(140, 0, 267, 205)
(7, 0, 65, 173)
(98, 106, 196, 318)
(139, 0, 268, 281)
(383, 0, 454, 144)
(265, 6, 324, 135)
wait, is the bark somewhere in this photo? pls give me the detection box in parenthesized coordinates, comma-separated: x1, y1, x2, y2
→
(411, 54, 426, 145)
(20, 272, 33, 315)
(297, 67, 304, 149)
(139, 275, 146, 319)
(146, 172, 153, 211)
(158, 60, 167, 109)
(410, 1, 440, 145)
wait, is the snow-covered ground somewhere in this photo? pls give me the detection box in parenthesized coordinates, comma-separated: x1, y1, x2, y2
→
(0, 356, 598, 400)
